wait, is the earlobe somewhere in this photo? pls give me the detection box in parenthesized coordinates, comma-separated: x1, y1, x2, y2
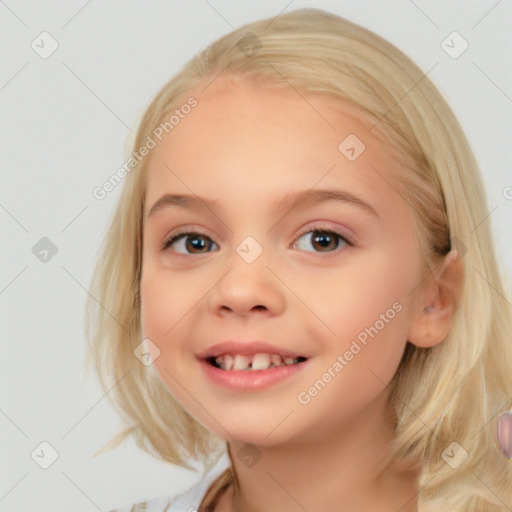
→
(407, 250, 465, 349)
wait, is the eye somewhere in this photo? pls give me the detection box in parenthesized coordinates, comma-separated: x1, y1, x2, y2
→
(292, 227, 351, 253)
(161, 230, 219, 255)
(160, 226, 352, 255)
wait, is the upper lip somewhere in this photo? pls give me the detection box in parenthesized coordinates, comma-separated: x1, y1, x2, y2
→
(196, 341, 308, 360)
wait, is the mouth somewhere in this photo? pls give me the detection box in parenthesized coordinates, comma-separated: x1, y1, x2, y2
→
(205, 353, 309, 371)
(199, 351, 311, 391)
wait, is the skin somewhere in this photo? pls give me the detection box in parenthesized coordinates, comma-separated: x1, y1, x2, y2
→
(140, 75, 463, 512)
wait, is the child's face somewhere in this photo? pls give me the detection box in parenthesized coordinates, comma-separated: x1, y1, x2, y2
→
(140, 76, 425, 445)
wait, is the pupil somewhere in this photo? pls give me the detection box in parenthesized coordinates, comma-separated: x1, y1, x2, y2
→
(187, 236, 208, 253)
(313, 231, 336, 251)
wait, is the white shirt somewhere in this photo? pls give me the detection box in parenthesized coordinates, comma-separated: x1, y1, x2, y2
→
(109, 450, 231, 512)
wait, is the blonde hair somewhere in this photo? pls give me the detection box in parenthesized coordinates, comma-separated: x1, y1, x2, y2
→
(84, 8, 512, 510)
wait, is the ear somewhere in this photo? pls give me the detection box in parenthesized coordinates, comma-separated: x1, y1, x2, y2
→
(407, 250, 464, 348)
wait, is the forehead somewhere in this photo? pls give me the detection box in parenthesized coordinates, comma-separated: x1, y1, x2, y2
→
(143, 75, 408, 220)
(179, 74, 379, 143)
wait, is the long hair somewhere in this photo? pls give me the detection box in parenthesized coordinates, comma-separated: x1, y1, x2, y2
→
(84, 8, 512, 510)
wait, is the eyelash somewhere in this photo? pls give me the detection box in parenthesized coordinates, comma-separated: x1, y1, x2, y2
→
(160, 224, 353, 255)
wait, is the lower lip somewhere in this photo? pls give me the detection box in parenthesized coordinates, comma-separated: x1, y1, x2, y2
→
(199, 358, 310, 392)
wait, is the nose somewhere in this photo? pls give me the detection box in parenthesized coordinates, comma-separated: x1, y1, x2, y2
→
(208, 244, 286, 318)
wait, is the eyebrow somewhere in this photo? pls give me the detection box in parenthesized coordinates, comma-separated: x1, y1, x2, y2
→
(146, 188, 379, 220)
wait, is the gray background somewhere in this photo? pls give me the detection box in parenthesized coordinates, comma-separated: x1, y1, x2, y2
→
(1, 1, 511, 510)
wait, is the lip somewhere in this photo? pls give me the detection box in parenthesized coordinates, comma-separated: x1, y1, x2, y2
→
(199, 357, 311, 392)
(196, 340, 308, 360)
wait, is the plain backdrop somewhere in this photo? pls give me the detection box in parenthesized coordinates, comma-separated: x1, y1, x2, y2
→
(1, 1, 511, 511)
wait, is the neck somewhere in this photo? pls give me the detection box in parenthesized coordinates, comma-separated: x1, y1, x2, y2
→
(221, 392, 420, 512)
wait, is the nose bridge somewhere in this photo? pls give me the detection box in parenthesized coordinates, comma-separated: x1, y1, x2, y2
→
(209, 233, 285, 315)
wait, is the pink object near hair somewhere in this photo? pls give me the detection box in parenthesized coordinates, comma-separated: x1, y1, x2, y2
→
(497, 409, 512, 459)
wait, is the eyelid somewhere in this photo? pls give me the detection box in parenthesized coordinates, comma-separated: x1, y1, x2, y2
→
(294, 222, 354, 246)
(160, 225, 216, 251)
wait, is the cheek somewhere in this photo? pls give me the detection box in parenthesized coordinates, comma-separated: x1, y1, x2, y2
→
(140, 263, 205, 340)
(140, 271, 197, 405)
(296, 285, 411, 431)
(139, 265, 215, 390)
(140, 273, 171, 341)
(306, 246, 418, 388)
(140, 271, 188, 380)
(311, 252, 417, 340)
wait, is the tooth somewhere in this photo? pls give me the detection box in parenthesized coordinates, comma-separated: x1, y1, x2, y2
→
(251, 353, 271, 370)
(212, 353, 301, 371)
(233, 354, 250, 370)
(271, 354, 282, 367)
(223, 354, 234, 370)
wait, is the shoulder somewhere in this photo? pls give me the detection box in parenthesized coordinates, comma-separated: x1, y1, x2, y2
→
(108, 451, 231, 512)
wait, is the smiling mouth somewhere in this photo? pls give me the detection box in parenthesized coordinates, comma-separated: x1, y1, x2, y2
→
(206, 353, 308, 371)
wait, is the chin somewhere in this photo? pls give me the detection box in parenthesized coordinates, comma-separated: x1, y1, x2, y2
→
(206, 418, 292, 447)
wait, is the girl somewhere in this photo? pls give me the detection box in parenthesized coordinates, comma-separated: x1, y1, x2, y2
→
(85, 7, 512, 511)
